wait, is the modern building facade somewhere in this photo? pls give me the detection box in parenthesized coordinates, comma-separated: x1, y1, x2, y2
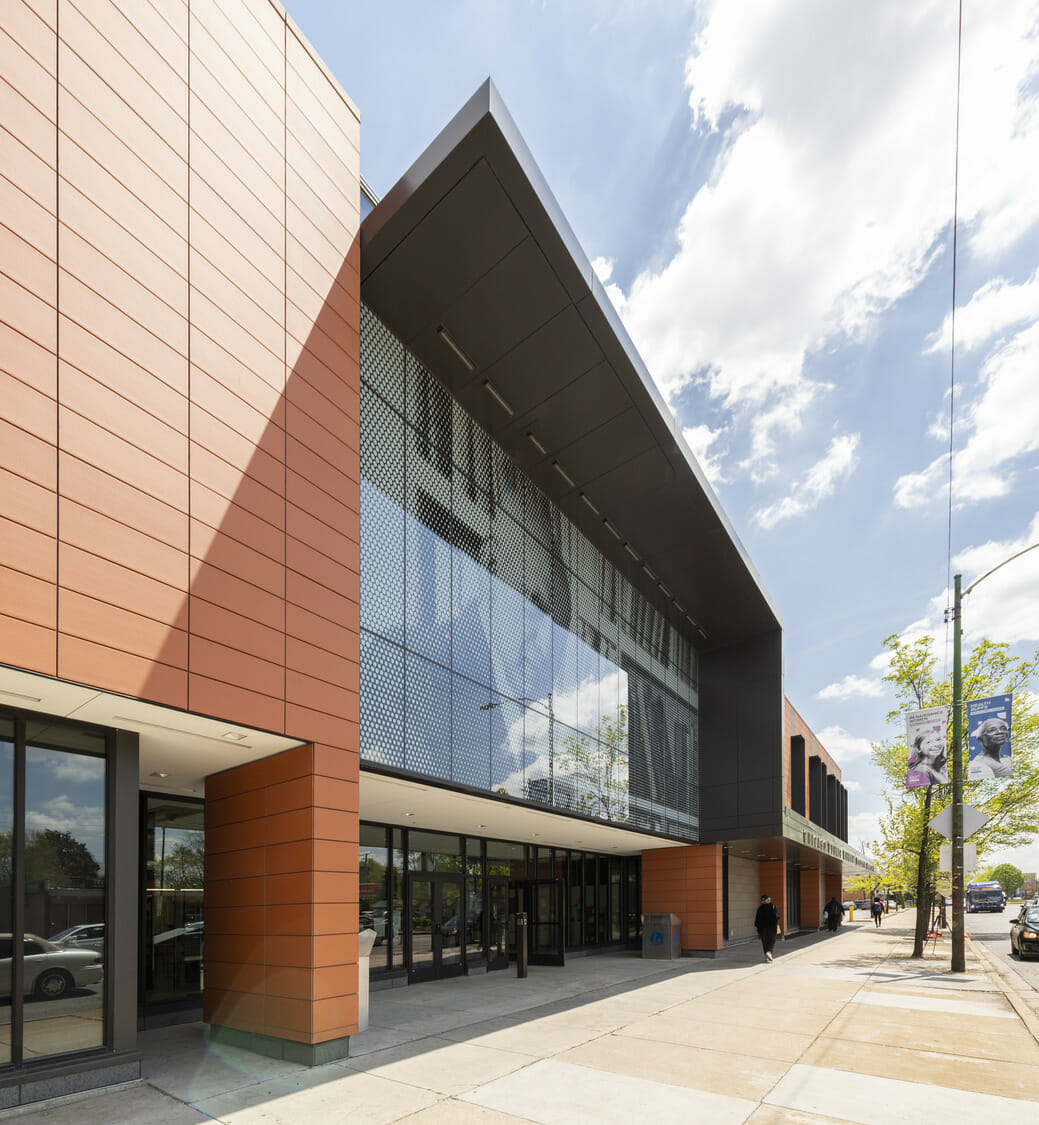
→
(0, 0, 865, 1107)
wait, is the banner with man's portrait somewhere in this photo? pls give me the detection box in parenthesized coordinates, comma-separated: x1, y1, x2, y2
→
(905, 706, 948, 789)
(967, 694, 1012, 780)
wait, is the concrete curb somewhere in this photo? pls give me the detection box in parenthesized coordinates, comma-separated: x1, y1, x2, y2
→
(969, 934, 1039, 1047)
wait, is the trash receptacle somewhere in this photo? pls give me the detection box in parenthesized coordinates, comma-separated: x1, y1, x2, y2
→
(642, 913, 681, 959)
(357, 928, 377, 1031)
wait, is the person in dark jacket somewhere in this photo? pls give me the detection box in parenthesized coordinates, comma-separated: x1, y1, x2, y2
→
(871, 897, 884, 927)
(755, 893, 781, 962)
(825, 896, 844, 932)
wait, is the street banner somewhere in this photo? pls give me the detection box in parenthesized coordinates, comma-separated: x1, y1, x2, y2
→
(905, 705, 949, 789)
(967, 694, 1012, 780)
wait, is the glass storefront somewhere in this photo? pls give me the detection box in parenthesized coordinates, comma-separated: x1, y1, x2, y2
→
(0, 711, 108, 1067)
(359, 821, 641, 981)
(360, 304, 699, 839)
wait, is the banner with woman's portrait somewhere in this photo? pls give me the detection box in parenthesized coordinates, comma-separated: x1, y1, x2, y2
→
(905, 705, 948, 789)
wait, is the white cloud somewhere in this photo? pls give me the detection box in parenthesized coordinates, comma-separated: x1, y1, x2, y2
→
(895, 318, 1039, 508)
(847, 811, 882, 853)
(605, 0, 1039, 478)
(924, 270, 1039, 355)
(682, 423, 727, 486)
(754, 433, 859, 528)
(817, 724, 874, 764)
(844, 779, 862, 793)
(817, 674, 885, 700)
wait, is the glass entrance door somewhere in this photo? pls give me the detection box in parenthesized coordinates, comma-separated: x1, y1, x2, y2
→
(408, 873, 463, 982)
(487, 876, 509, 970)
(509, 879, 565, 967)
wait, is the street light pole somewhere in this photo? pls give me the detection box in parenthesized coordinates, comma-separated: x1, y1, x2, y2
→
(951, 574, 965, 972)
(948, 540, 1038, 974)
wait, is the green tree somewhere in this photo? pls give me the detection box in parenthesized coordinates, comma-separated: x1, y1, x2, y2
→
(869, 634, 1039, 956)
(988, 863, 1024, 899)
(158, 839, 204, 889)
(552, 705, 629, 821)
(42, 829, 99, 883)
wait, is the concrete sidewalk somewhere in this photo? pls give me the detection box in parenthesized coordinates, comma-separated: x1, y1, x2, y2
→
(11, 911, 1039, 1123)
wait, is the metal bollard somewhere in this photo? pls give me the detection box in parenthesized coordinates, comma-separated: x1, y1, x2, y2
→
(515, 912, 528, 978)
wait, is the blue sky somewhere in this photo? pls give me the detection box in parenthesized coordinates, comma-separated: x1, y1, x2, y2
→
(285, 0, 1039, 878)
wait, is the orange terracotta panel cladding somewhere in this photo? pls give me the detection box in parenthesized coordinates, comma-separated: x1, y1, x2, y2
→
(188, 635, 285, 700)
(1, 466, 55, 538)
(59, 588, 188, 667)
(265, 775, 315, 817)
(189, 597, 284, 667)
(265, 839, 315, 876)
(6, 0, 56, 77)
(206, 905, 266, 936)
(311, 995, 358, 1039)
(186, 563, 285, 631)
(205, 873, 264, 909)
(189, 514, 286, 588)
(1, 171, 56, 259)
(1, 320, 56, 400)
(59, 543, 187, 630)
(0, 566, 55, 630)
(205, 847, 266, 882)
(207, 819, 267, 856)
(0, 612, 55, 675)
(264, 742, 316, 785)
(59, 499, 187, 590)
(59, 318, 187, 432)
(59, 363, 187, 472)
(188, 674, 284, 733)
(1, 274, 57, 357)
(206, 788, 268, 829)
(58, 633, 187, 708)
(73, 0, 187, 118)
(2, 514, 57, 583)
(1, 227, 55, 308)
(265, 872, 314, 906)
(263, 965, 315, 1003)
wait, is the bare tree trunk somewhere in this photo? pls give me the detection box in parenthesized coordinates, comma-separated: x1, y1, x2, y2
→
(912, 786, 934, 958)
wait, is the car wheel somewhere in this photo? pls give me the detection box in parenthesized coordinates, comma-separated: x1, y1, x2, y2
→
(34, 968, 72, 1000)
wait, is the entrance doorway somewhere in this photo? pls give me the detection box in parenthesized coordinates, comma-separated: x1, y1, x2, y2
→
(408, 873, 464, 982)
(510, 879, 565, 967)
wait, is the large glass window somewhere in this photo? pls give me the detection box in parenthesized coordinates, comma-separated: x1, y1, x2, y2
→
(360, 304, 699, 838)
(359, 825, 389, 966)
(0, 714, 107, 1066)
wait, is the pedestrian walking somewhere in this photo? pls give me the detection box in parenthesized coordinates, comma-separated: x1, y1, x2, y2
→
(824, 896, 844, 932)
(755, 893, 781, 961)
(871, 897, 884, 927)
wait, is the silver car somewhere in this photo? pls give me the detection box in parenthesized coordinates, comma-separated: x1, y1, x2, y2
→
(49, 923, 105, 954)
(0, 934, 104, 999)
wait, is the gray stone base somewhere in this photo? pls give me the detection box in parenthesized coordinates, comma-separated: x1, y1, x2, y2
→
(207, 1023, 351, 1065)
(0, 1051, 142, 1110)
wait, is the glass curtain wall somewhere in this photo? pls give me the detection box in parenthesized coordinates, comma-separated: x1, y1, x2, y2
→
(1, 711, 107, 1067)
(360, 304, 699, 838)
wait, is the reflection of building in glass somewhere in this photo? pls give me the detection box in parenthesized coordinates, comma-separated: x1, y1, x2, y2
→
(360, 305, 695, 836)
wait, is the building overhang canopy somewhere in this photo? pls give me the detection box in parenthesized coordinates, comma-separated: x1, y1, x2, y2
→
(361, 80, 780, 650)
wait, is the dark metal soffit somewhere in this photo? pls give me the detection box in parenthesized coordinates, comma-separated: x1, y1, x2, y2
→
(361, 79, 781, 649)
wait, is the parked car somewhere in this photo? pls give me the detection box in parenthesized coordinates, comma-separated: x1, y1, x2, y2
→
(1010, 905, 1039, 960)
(0, 934, 104, 999)
(49, 923, 105, 953)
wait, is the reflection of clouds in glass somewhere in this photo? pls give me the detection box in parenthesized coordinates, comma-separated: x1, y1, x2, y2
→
(28, 747, 104, 785)
(26, 796, 105, 868)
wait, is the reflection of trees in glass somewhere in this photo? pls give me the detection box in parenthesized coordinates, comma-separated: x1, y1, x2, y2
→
(0, 829, 100, 886)
(552, 705, 629, 822)
(156, 835, 204, 889)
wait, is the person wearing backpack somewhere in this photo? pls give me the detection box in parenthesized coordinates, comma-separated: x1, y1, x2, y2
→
(871, 897, 884, 927)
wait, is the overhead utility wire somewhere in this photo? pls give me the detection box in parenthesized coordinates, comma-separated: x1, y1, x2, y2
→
(944, 0, 964, 680)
